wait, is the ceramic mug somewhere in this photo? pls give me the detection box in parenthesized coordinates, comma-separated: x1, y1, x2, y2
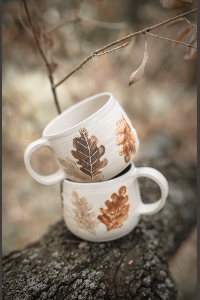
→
(24, 92, 139, 185)
(62, 162, 168, 242)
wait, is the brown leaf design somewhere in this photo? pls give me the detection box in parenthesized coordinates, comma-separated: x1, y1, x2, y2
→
(58, 157, 91, 182)
(115, 115, 136, 163)
(98, 186, 130, 231)
(71, 128, 108, 180)
(71, 191, 99, 235)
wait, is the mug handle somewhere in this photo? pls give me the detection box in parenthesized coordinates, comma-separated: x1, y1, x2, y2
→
(24, 138, 66, 185)
(133, 167, 169, 215)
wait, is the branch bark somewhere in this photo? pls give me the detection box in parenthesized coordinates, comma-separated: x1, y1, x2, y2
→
(2, 157, 197, 300)
(22, 0, 61, 114)
(54, 8, 197, 88)
(146, 32, 197, 49)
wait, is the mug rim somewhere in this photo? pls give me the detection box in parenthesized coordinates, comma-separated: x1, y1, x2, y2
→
(42, 92, 115, 139)
(62, 162, 135, 189)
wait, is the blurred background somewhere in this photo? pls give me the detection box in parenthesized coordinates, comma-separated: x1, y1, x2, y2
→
(2, 0, 197, 299)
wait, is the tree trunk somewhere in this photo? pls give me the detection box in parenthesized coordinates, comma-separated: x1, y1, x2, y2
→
(2, 157, 196, 300)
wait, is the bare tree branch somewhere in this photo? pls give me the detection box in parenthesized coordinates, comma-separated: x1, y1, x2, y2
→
(146, 32, 197, 49)
(93, 42, 129, 56)
(22, 0, 61, 114)
(184, 17, 196, 27)
(54, 8, 197, 88)
(43, 17, 81, 34)
(17, 2, 34, 38)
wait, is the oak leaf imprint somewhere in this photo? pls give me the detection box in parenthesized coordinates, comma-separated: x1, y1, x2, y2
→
(58, 157, 91, 182)
(71, 128, 108, 180)
(115, 115, 136, 163)
(98, 186, 130, 231)
(71, 191, 99, 235)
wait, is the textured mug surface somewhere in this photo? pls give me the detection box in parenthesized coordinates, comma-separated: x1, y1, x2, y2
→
(62, 163, 169, 242)
(24, 92, 139, 185)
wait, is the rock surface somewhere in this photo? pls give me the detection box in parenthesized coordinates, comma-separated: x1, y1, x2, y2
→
(2, 158, 197, 300)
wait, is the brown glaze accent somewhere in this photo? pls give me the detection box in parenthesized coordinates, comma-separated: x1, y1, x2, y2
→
(98, 186, 130, 231)
(115, 115, 136, 163)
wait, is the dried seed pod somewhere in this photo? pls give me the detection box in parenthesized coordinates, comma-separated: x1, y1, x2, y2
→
(129, 38, 148, 86)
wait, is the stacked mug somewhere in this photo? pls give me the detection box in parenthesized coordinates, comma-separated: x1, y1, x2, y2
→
(24, 92, 168, 242)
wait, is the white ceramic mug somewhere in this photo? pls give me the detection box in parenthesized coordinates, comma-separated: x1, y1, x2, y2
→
(24, 92, 139, 185)
(62, 162, 169, 242)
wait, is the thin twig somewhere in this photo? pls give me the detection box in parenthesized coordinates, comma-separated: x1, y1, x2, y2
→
(94, 42, 129, 56)
(146, 32, 197, 49)
(54, 8, 197, 88)
(44, 16, 126, 34)
(77, 0, 126, 29)
(78, 0, 86, 18)
(43, 17, 81, 34)
(17, 2, 34, 38)
(184, 17, 196, 27)
(80, 16, 127, 30)
(22, 0, 61, 114)
(39, 21, 45, 55)
(30, 0, 47, 23)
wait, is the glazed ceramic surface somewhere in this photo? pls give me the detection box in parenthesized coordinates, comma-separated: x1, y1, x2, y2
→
(62, 163, 169, 242)
(24, 92, 139, 185)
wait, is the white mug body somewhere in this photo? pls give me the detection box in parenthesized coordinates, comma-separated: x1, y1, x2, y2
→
(62, 163, 169, 242)
(24, 92, 139, 185)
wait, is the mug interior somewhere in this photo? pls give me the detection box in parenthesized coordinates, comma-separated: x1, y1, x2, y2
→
(43, 93, 112, 136)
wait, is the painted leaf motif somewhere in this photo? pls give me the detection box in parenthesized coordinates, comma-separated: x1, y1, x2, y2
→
(71, 191, 99, 235)
(115, 115, 136, 163)
(71, 128, 108, 180)
(98, 186, 130, 231)
(58, 157, 91, 182)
